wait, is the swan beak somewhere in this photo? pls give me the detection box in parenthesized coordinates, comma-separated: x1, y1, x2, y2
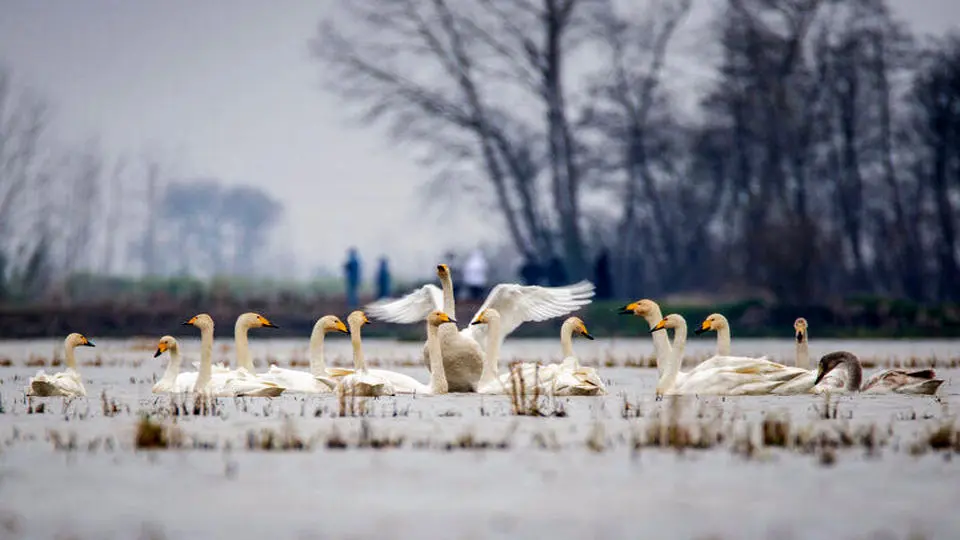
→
(260, 317, 279, 328)
(83, 339, 95, 347)
(694, 321, 710, 335)
(182, 316, 197, 326)
(617, 304, 635, 315)
(335, 321, 348, 333)
(470, 319, 484, 325)
(649, 320, 667, 333)
(796, 331, 804, 343)
(153, 348, 163, 358)
(582, 332, 595, 340)
(445, 317, 458, 325)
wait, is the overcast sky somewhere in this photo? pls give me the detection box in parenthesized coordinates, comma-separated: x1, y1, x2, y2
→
(0, 1, 957, 280)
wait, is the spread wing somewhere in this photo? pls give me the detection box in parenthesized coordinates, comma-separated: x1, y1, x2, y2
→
(365, 284, 444, 323)
(461, 281, 595, 350)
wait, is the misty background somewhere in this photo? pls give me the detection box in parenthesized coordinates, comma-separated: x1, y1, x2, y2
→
(0, 0, 958, 309)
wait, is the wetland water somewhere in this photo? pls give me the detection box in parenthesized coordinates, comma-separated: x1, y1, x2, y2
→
(0, 337, 958, 539)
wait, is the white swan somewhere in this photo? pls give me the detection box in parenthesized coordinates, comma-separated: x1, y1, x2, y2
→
(650, 314, 811, 396)
(366, 264, 595, 392)
(617, 299, 670, 379)
(470, 309, 605, 396)
(181, 314, 285, 397)
(258, 315, 347, 393)
(233, 312, 279, 375)
(335, 311, 453, 395)
(815, 351, 945, 395)
(152, 335, 194, 393)
(335, 311, 397, 397)
(26, 333, 94, 397)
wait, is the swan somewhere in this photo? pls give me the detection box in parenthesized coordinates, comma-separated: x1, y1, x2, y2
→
(366, 263, 595, 392)
(470, 309, 604, 396)
(152, 335, 194, 393)
(760, 317, 845, 394)
(815, 351, 945, 395)
(233, 312, 279, 375)
(181, 314, 285, 397)
(26, 333, 94, 397)
(258, 315, 347, 393)
(649, 314, 812, 396)
(335, 310, 453, 395)
(335, 311, 397, 397)
(617, 299, 670, 379)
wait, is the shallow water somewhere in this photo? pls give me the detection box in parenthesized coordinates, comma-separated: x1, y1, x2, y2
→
(0, 337, 958, 540)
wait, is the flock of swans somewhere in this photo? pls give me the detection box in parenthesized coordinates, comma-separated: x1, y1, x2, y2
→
(23, 264, 944, 400)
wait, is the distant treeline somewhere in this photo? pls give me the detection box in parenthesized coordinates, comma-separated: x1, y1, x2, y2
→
(2, 296, 958, 340)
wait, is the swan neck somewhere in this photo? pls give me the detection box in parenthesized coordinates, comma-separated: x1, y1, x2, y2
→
(308, 325, 328, 377)
(479, 317, 502, 388)
(160, 347, 182, 382)
(844, 358, 863, 391)
(657, 322, 687, 393)
(560, 320, 575, 358)
(716, 326, 731, 356)
(796, 338, 809, 370)
(196, 325, 214, 391)
(350, 326, 366, 371)
(440, 272, 456, 316)
(644, 308, 669, 378)
(427, 324, 448, 394)
(234, 318, 254, 372)
(64, 339, 78, 371)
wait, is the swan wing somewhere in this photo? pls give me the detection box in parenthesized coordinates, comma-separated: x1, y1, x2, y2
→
(366, 368, 431, 394)
(460, 281, 596, 348)
(365, 284, 444, 323)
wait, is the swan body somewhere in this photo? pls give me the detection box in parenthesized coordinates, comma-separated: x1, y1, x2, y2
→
(335, 311, 397, 397)
(258, 315, 348, 393)
(366, 264, 595, 391)
(26, 333, 94, 397)
(181, 314, 285, 397)
(815, 351, 944, 395)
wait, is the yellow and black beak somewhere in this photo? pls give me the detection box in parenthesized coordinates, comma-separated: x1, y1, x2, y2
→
(335, 320, 349, 334)
(82, 338, 95, 347)
(617, 302, 637, 315)
(260, 317, 279, 329)
(649, 319, 668, 333)
(442, 313, 457, 325)
(694, 320, 711, 335)
(181, 316, 197, 326)
(582, 330, 595, 340)
(154, 341, 168, 358)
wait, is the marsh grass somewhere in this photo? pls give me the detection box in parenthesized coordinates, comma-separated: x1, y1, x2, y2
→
(135, 414, 182, 450)
(507, 363, 566, 417)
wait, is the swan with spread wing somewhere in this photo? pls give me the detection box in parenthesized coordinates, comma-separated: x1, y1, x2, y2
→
(366, 264, 595, 392)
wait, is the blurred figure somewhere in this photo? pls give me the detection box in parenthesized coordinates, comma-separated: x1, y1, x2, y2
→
(463, 248, 488, 300)
(546, 256, 567, 287)
(343, 247, 361, 309)
(519, 257, 542, 286)
(376, 256, 391, 299)
(594, 249, 613, 299)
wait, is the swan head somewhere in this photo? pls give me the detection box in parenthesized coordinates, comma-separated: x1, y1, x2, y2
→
(650, 314, 685, 333)
(471, 308, 500, 325)
(564, 316, 594, 340)
(182, 313, 214, 330)
(317, 315, 349, 334)
(617, 299, 659, 317)
(238, 312, 279, 329)
(793, 317, 808, 343)
(154, 335, 178, 357)
(695, 313, 728, 335)
(815, 351, 858, 385)
(436, 264, 450, 278)
(66, 333, 95, 348)
(427, 311, 457, 327)
(348, 310, 371, 330)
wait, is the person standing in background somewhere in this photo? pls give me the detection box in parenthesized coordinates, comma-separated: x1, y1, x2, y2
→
(344, 247, 361, 309)
(376, 256, 391, 299)
(463, 248, 488, 300)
